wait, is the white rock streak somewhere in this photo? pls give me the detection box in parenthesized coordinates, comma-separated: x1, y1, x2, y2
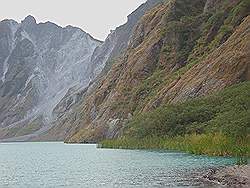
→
(1, 56, 10, 83)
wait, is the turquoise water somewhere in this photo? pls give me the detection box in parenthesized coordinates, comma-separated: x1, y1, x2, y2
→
(0, 142, 236, 187)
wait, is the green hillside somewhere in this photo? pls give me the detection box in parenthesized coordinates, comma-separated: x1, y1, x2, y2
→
(101, 81, 250, 160)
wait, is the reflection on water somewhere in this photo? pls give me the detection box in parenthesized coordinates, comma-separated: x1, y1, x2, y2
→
(0, 142, 236, 187)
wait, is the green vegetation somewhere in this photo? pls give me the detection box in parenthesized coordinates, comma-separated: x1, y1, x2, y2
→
(188, 0, 250, 65)
(109, 0, 249, 115)
(0, 116, 42, 139)
(100, 82, 250, 159)
(15, 120, 41, 137)
(225, 0, 250, 26)
(89, 2, 250, 166)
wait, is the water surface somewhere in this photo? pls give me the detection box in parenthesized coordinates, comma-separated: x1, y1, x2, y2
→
(0, 142, 236, 187)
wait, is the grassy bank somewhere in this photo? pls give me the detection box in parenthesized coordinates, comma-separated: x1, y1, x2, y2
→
(100, 82, 250, 160)
(100, 134, 249, 157)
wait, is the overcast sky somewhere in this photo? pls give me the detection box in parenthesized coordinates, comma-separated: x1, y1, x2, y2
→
(0, 0, 147, 40)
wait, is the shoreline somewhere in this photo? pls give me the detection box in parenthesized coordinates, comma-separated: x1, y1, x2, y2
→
(1, 142, 249, 186)
(202, 165, 250, 187)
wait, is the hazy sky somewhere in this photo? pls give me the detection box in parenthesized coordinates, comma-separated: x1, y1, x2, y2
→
(0, 0, 147, 40)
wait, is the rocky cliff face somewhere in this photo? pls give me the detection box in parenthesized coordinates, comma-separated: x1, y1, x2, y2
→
(62, 0, 165, 91)
(65, 0, 250, 143)
(34, 0, 165, 141)
(0, 16, 102, 140)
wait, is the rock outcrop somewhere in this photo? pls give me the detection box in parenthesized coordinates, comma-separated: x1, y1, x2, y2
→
(0, 16, 102, 140)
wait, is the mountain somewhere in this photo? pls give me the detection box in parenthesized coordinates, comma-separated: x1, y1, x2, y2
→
(1, 0, 249, 143)
(0, 16, 102, 140)
(64, 0, 250, 143)
(52, 0, 166, 119)
(0, 0, 165, 141)
(93, 0, 165, 65)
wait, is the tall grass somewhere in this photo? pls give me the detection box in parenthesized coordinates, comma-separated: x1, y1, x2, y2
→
(100, 82, 250, 163)
(100, 133, 249, 158)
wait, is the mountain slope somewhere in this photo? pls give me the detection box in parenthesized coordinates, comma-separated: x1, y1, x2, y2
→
(65, 0, 250, 143)
(0, 16, 102, 140)
(101, 81, 250, 157)
(34, 0, 165, 141)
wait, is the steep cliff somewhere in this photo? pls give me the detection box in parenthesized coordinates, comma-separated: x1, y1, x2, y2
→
(35, 0, 165, 141)
(66, 0, 250, 143)
(52, 0, 165, 117)
(0, 16, 102, 141)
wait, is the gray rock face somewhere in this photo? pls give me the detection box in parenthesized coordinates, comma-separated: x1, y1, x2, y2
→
(43, 0, 165, 141)
(57, 0, 165, 106)
(0, 0, 164, 141)
(0, 16, 102, 140)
